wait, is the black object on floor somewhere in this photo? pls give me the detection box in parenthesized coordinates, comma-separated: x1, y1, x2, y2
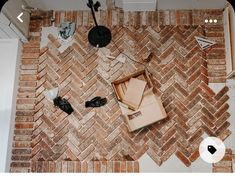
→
(53, 96, 74, 115)
(88, 26, 112, 48)
(85, 96, 107, 108)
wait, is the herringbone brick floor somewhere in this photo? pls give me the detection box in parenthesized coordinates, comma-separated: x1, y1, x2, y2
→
(33, 25, 230, 165)
(54, 9, 226, 83)
(11, 10, 231, 172)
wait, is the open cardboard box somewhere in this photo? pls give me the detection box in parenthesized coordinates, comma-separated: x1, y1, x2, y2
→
(111, 69, 153, 102)
(112, 69, 167, 132)
(119, 88, 167, 132)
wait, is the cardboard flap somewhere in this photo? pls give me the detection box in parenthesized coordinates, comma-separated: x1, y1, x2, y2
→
(122, 89, 167, 132)
(122, 78, 147, 110)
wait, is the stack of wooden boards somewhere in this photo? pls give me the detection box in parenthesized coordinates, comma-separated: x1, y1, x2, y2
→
(112, 69, 167, 132)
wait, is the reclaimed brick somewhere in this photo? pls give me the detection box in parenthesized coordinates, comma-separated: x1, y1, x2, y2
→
(175, 151, 191, 167)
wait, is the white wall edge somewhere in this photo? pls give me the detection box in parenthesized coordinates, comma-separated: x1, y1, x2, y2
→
(0, 39, 22, 172)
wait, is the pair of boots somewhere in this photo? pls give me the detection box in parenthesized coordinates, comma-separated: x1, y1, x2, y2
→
(85, 96, 107, 108)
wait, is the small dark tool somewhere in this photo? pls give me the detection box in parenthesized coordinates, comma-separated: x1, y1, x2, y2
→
(53, 96, 74, 115)
(207, 145, 217, 155)
(85, 96, 107, 108)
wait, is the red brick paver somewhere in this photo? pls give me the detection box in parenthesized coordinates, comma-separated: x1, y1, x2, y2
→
(31, 161, 139, 173)
(213, 149, 234, 173)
